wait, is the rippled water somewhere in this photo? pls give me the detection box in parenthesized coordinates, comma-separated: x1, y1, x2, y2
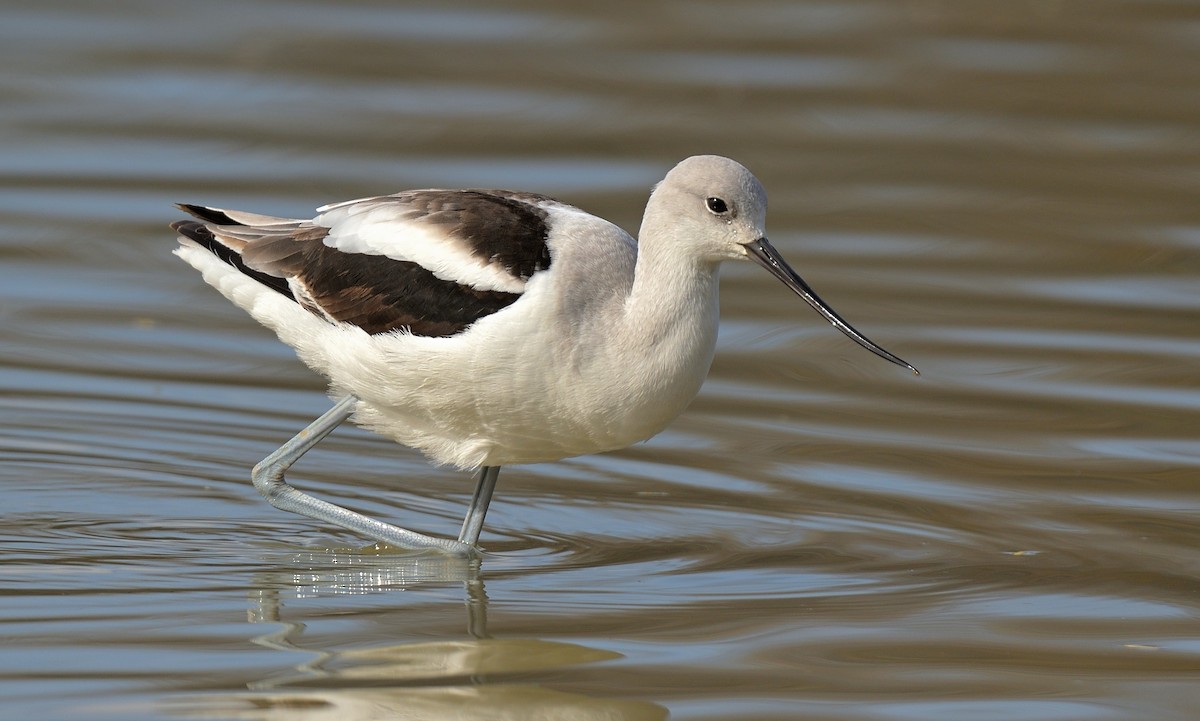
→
(4, 2, 1200, 719)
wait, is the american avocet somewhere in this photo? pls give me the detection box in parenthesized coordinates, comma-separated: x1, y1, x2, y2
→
(172, 155, 916, 555)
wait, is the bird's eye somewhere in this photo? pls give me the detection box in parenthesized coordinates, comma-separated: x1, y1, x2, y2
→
(705, 197, 729, 215)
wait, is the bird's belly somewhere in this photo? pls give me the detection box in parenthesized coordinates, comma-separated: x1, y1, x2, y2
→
(486, 372, 701, 465)
(474, 329, 714, 466)
(338, 326, 711, 470)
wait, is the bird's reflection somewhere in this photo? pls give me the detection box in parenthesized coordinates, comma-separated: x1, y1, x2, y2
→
(172, 548, 665, 721)
(248, 548, 488, 639)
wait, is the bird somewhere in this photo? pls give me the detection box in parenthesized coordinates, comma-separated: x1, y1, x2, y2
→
(171, 154, 917, 556)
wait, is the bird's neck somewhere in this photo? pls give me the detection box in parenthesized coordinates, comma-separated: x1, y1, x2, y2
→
(622, 233, 722, 363)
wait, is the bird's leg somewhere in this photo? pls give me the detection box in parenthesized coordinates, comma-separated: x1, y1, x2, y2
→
(458, 466, 501, 547)
(251, 395, 472, 556)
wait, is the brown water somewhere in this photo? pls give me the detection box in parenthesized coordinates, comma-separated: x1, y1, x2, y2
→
(4, 2, 1200, 719)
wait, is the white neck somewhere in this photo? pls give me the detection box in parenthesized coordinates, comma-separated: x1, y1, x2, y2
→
(626, 241, 719, 345)
(612, 209, 724, 404)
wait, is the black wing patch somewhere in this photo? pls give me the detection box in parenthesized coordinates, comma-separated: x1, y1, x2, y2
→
(371, 189, 553, 281)
(172, 191, 554, 338)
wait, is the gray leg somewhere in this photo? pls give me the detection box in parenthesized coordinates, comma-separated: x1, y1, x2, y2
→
(251, 395, 472, 556)
(458, 466, 500, 547)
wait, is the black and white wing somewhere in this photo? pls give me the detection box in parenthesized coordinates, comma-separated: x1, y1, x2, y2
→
(171, 190, 556, 337)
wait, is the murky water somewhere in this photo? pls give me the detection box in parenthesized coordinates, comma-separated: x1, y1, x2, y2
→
(4, 1, 1200, 719)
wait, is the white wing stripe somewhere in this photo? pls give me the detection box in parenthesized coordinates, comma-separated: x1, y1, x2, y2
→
(318, 204, 528, 294)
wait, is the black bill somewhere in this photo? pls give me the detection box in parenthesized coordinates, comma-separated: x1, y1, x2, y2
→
(744, 237, 918, 375)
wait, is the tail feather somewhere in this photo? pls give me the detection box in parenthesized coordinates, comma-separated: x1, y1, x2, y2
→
(171, 210, 295, 300)
(176, 202, 302, 228)
(175, 203, 241, 225)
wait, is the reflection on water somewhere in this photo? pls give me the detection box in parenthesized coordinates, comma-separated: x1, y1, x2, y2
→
(180, 686, 663, 721)
(4, 1, 1200, 720)
(176, 556, 665, 721)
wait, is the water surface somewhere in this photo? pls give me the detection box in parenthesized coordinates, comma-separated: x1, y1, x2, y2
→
(3, 2, 1200, 720)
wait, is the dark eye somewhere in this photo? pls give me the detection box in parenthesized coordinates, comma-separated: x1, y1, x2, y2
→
(705, 197, 729, 215)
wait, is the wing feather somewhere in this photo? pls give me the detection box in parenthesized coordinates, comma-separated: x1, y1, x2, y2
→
(172, 189, 557, 337)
